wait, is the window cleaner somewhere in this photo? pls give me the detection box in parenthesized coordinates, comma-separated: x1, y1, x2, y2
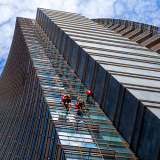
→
(86, 89, 94, 102)
(76, 98, 85, 109)
(75, 98, 88, 113)
(75, 98, 85, 116)
(61, 94, 71, 111)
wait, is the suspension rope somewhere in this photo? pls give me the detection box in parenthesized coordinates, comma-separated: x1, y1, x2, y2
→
(29, 20, 89, 148)
(23, 18, 84, 159)
(31, 22, 105, 160)
(33, 19, 136, 160)
(28, 19, 88, 150)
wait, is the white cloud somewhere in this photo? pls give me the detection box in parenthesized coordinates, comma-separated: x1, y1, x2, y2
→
(0, 22, 13, 62)
(114, 1, 126, 15)
(0, 0, 160, 75)
(78, 0, 117, 18)
(0, 4, 13, 24)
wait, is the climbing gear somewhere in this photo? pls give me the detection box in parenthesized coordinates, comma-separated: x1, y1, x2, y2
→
(61, 95, 71, 111)
(61, 96, 65, 102)
(76, 98, 88, 113)
(64, 94, 71, 103)
(77, 98, 84, 107)
(75, 103, 80, 109)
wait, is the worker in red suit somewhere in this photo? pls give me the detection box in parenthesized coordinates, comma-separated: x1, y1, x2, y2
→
(61, 94, 71, 111)
(86, 89, 94, 102)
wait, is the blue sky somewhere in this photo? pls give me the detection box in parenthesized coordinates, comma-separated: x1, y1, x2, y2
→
(0, 0, 160, 75)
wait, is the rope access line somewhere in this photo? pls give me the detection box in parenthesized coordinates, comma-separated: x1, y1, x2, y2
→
(27, 19, 137, 160)
(23, 18, 84, 159)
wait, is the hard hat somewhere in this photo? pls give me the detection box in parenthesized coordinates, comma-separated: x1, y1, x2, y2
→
(64, 94, 70, 97)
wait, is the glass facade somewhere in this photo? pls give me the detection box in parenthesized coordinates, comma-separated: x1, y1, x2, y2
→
(36, 8, 160, 160)
(0, 8, 159, 160)
(22, 18, 137, 159)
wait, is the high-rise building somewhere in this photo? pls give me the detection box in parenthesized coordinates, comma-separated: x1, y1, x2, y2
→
(0, 8, 159, 160)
